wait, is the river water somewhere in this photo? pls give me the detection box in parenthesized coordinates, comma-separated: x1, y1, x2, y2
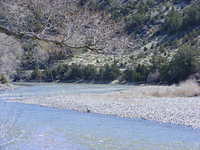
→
(0, 83, 200, 150)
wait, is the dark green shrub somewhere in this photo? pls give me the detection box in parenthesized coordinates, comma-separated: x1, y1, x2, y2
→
(183, 4, 200, 28)
(96, 64, 121, 82)
(149, 55, 168, 72)
(43, 68, 56, 82)
(53, 64, 70, 81)
(146, 0, 155, 7)
(21, 41, 39, 70)
(100, 64, 121, 82)
(159, 62, 171, 84)
(125, 12, 150, 34)
(51, 64, 81, 81)
(69, 64, 83, 80)
(163, 4, 200, 34)
(123, 64, 150, 83)
(160, 45, 199, 83)
(134, 64, 150, 82)
(164, 9, 183, 33)
(123, 69, 135, 82)
(31, 67, 43, 81)
(82, 65, 97, 80)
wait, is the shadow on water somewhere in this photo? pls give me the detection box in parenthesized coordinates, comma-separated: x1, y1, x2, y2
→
(0, 83, 200, 150)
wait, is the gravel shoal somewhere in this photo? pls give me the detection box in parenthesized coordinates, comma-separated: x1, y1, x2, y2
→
(0, 84, 14, 91)
(11, 92, 200, 129)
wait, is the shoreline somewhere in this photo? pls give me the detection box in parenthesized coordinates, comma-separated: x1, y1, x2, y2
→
(2, 81, 200, 129)
(11, 91, 200, 129)
(0, 83, 15, 91)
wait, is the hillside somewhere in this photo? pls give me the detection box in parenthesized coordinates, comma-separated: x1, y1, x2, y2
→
(0, 0, 199, 84)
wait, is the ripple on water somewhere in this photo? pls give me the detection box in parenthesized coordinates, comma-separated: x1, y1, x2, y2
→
(0, 83, 200, 150)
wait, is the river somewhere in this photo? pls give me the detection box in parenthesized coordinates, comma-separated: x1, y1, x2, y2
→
(0, 83, 200, 150)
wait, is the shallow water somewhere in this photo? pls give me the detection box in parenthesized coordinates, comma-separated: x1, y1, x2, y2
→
(0, 83, 200, 150)
(0, 83, 127, 100)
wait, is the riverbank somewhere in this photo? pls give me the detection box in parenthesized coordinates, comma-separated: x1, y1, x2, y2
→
(0, 83, 15, 91)
(9, 81, 200, 129)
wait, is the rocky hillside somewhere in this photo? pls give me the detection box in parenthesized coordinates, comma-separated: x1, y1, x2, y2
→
(0, 0, 199, 84)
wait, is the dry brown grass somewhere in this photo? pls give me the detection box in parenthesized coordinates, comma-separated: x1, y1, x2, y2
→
(118, 80, 200, 98)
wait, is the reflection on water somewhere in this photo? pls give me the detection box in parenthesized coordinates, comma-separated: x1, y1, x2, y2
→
(0, 83, 200, 150)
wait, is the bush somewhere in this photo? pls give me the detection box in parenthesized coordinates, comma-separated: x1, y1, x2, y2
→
(123, 69, 135, 82)
(183, 4, 200, 28)
(149, 55, 168, 72)
(53, 64, 70, 81)
(87, 63, 121, 82)
(163, 4, 200, 34)
(164, 9, 183, 33)
(160, 45, 199, 83)
(147, 70, 160, 83)
(13, 69, 32, 82)
(100, 64, 121, 82)
(123, 64, 150, 83)
(21, 41, 47, 70)
(31, 67, 43, 81)
(134, 64, 150, 82)
(0, 75, 8, 84)
(43, 68, 56, 82)
(41, 63, 121, 83)
(51, 64, 82, 81)
(125, 12, 150, 34)
(82, 65, 97, 80)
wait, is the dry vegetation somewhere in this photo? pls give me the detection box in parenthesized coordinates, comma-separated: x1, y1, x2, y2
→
(10, 82, 200, 128)
(0, 0, 133, 81)
(0, 33, 23, 77)
(118, 80, 200, 98)
(0, 0, 131, 53)
(0, 0, 199, 85)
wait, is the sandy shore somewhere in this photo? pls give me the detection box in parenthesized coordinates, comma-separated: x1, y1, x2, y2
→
(12, 90, 200, 129)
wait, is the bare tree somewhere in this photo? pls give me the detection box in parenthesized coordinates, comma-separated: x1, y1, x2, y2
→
(0, 0, 132, 54)
(0, 33, 23, 76)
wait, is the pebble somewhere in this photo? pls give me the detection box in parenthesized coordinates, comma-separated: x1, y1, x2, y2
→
(11, 94, 200, 129)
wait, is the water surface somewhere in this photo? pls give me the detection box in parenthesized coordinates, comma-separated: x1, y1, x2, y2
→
(0, 83, 200, 150)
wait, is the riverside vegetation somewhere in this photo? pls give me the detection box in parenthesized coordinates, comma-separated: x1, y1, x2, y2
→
(14, 45, 200, 84)
(0, 1, 200, 148)
(0, 0, 199, 85)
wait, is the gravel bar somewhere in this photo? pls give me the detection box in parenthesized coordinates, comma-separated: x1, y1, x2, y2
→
(12, 92, 200, 129)
(0, 84, 15, 91)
